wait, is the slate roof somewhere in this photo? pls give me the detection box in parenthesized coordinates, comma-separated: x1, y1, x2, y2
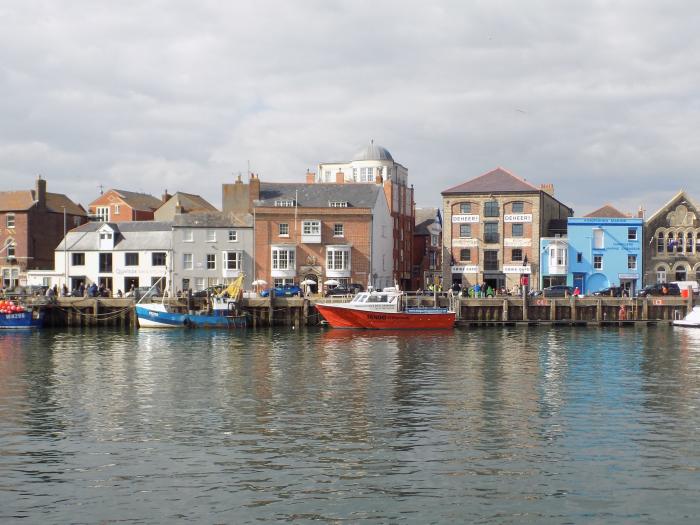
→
(257, 183, 381, 208)
(109, 189, 163, 211)
(583, 204, 629, 218)
(59, 221, 173, 251)
(415, 207, 440, 235)
(0, 190, 85, 215)
(442, 167, 541, 194)
(173, 211, 252, 228)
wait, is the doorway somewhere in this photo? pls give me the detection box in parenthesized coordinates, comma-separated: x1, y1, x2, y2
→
(303, 274, 318, 294)
(483, 273, 505, 294)
(573, 273, 585, 294)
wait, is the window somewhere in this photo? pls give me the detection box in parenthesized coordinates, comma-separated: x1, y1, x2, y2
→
(99, 232, 112, 240)
(511, 224, 523, 237)
(272, 247, 295, 270)
(302, 221, 321, 235)
(183, 229, 194, 242)
(484, 250, 499, 271)
(334, 224, 344, 237)
(696, 235, 700, 253)
(593, 229, 604, 249)
(125, 252, 139, 266)
(114, 204, 120, 215)
(593, 255, 603, 270)
(577, 252, 583, 263)
(279, 223, 289, 236)
(274, 199, 295, 207)
(327, 248, 350, 270)
(484, 201, 499, 217)
(7, 242, 15, 258)
(512, 201, 524, 213)
(484, 222, 499, 243)
(460, 202, 471, 214)
(206, 254, 216, 270)
(459, 224, 471, 238)
(6, 213, 15, 228)
(182, 278, 190, 291)
(206, 230, 216, 242)
(99, 253, 113, 272)
(183, 253, 193, 270)
(656, 268, 667, 283)
(95, 206, 109, 222)
(460, 248, 471, 261)
(431, 234, 439, 247)
(360, 167, 373, 182)
(677, 232, 684, 253)
(228, 230, 238, 242)
(687, 233, 693, 253)
(71, 253, 85, 266)
(195, 277, 205, 291)
(224, 251, 241, 270)
(512, 248, 523, 262)
(628, 228, 637, 241)
(657, 231, 664, 253)
(152, 252, 167, 266)
(329, 201, 348, 207)
(628, 255, 637, 270)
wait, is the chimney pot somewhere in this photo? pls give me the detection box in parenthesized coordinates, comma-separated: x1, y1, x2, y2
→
(335, 171, 344, 184)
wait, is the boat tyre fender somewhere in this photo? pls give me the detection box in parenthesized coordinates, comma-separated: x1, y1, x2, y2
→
(183, 317, 192, 328)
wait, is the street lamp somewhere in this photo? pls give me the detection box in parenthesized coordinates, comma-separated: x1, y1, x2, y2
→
(62, 206, 67, 292)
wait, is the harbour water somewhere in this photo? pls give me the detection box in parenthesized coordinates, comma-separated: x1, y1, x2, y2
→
(1, 326, 700, 524)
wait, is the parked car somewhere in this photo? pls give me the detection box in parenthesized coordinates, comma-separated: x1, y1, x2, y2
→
(126, 286, 161, 299)
(530, 285, 575, 298)
(259, 284, 303, 297)
(325, 283, 365, 297)
(637, 283, 681, 297)
(593, 286, 624, 297)
(192, 286, 224, 298)
(671, 281, 699, 295)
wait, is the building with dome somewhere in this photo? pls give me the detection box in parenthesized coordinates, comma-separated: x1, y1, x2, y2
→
(315, 142, 415, 289)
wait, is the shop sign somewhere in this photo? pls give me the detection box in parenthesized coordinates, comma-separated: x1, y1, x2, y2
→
(618, 273, 639, 279)
(451, 265, 479, 274)
(504, 214, 532, 223)
(504, 238, 532, 247)
(452, 238, 478, 247)
(503, 265, 531, 274)
(452, 214, 480, 223)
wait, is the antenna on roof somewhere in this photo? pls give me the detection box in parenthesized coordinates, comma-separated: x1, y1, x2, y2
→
(99, 184, 104, 195)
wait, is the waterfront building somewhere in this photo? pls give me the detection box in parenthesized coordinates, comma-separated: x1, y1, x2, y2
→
(566, 205, 643, 295)
(539, 236, 569, 289)
(45, 221, 174, 294)
(0, 176, 87, 289)
(88, 189, 162, 222)
(154, 191, 219, 221)
(222, 174, 393, 293)
(171, 212, 253, 294)
(412, 208, 442, 290)
(441, 167, 572, 292)
(644, 190, 700, 285)
(316, 142, 414, 289)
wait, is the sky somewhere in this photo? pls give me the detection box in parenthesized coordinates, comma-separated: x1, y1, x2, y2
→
(1, 1, 699, 216)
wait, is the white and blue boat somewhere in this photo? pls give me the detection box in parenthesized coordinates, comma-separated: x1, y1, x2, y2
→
(0, 309, 45, 329)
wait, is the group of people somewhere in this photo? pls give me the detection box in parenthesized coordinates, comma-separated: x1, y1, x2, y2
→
(450, 282, 521, 298)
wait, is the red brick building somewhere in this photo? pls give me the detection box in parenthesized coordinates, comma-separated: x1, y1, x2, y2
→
(0, 177, 87, 289)
(222, 174, 393, 292)
(412, 208, 442, 290)
(88, 189, 163, 222)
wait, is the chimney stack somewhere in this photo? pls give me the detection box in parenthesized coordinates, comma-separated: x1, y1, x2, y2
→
(248, 173, 260, 210)
(306, 171, 316, 184)
(637, 205, 645, 219)
(35, 175, 47, 208)
(375, 173, 383, 184)
(335, 171, 344, 184)
(161, 189, 172, 203)
(540, 183, 554, 196)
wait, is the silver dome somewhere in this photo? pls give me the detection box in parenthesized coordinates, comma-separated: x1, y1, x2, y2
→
(352, 141, 394, 162)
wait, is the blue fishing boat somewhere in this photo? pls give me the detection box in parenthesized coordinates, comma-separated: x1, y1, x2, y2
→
(0, 309, 44, 329)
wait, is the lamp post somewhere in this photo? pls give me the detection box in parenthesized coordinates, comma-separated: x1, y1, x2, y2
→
(62, 206, 67, 291)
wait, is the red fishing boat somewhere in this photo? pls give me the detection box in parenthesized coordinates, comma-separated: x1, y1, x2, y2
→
(315, 287, 455, 329)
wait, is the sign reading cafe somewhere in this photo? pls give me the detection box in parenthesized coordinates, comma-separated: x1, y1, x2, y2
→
(452, 214, 480, 223)
(503, 265, 532, 274)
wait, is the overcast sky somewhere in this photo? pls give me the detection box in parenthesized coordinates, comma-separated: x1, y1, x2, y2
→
(1, 1, 698, 216)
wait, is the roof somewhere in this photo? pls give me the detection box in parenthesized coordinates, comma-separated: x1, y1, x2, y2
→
(646, 190, 700, 224)
(0, 190, 85, 214)
(59, 221, 173, 251)
(257, 183, 381, 208)
(583, 204, 629, 218)
(164, 192, 219, 213)
(352, 141, 394, 162)
(442, 167, 541, 194)
(414, 207, 440, 235)
(108, 189, 163, 211)
(173, 211, 252, 228)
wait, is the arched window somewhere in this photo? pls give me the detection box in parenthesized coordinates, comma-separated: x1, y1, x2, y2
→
(696, 233, 700, 253)
(657, 231, 665, 253)
(677, 232, 684, 253)
(667, 232, 675, 251)
(656, 266, 667, 284)
(687, 232, 694, 253)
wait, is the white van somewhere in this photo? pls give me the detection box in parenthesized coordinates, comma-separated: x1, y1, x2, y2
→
(671, 281, 699, 295)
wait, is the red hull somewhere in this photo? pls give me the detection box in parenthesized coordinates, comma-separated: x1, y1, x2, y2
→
(316, 304, 455, 329)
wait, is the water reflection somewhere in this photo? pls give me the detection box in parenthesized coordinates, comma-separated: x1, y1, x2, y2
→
(1, 326, 700, 523)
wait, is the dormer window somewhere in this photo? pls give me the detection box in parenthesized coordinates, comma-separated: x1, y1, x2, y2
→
(329, 201, 348, 207)
(274, 199, 295, 207)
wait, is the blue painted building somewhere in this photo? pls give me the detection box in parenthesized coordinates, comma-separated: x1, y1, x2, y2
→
(567, 205, 643, 295)
(539, 236, 568, 289)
